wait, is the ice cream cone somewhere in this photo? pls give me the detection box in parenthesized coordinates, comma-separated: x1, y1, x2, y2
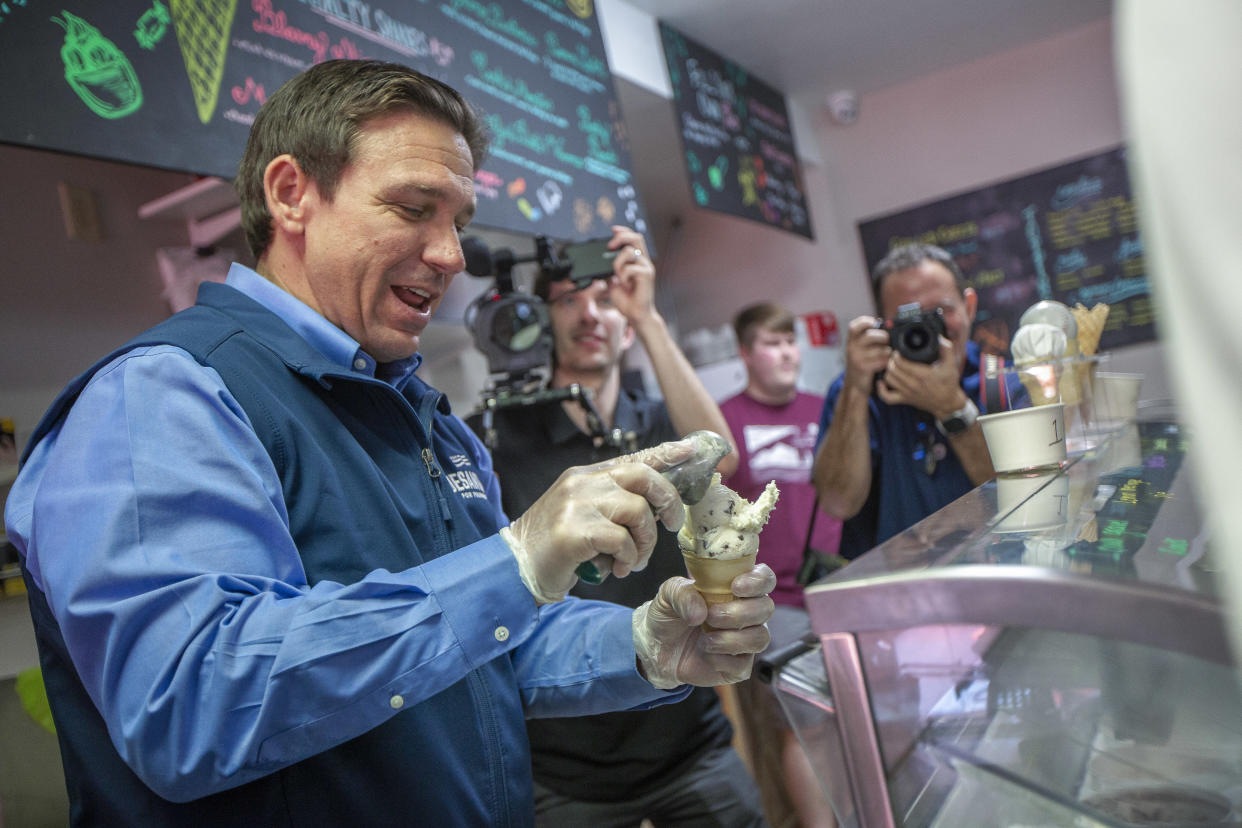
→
(683, 552, 757, 605)
(683, 552, 757, 629)
(1072, 303, 1110, 357)
(1018, 363, 1060, 406)
(1058, 346, 1083, 406)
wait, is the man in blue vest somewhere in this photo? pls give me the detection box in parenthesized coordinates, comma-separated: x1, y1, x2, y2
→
(4, 59, 775, 826)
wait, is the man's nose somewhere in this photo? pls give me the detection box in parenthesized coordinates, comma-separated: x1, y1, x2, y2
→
(579, 296, 603, 321)
(425, 227, 466, 274)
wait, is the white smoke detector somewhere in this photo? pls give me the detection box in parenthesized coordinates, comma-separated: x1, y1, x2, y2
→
(826, 90, 860, 125)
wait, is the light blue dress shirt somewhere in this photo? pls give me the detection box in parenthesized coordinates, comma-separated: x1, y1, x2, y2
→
(5, 263, 680, 801)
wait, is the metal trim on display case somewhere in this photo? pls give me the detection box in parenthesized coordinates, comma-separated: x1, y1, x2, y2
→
(806, 564, 1231, 664)
(823, 632, 896, 828)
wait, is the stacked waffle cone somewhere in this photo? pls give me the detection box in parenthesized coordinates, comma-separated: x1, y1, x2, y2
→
(1072, 303, 1110, 356)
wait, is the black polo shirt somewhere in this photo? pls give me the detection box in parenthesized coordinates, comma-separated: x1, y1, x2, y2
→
(466, 388, 733, 803)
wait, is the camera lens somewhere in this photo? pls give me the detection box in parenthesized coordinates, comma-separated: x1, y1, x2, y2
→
(901, 327, 930, 352)
(493, 299, 543, 351)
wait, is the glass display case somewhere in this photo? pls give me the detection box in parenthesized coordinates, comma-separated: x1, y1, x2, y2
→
(767, 414, 1242, 827)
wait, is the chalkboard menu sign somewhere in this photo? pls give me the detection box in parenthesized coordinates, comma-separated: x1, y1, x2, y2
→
(0, 0, 645, 241)
(857, 147, 1153, 353)
(658, 21, 812, 239)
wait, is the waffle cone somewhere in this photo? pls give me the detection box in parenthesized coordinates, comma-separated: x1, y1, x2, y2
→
(1018, 368, 1060, 406)
(683, 553, 757, 605)
(1072, 303, 1110, 356)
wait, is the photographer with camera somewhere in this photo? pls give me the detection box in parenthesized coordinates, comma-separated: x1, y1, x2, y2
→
(467, 226, 767, 826)
(813, 243, 1019, 560)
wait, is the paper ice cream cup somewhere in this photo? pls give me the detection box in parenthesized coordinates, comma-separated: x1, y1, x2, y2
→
(994, 470, 1070, 533)
(683, 552, 757, 606)
(979, 403, 1067, 473)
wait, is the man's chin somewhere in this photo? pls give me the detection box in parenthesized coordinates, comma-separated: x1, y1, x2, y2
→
(368, 336, 421, 364)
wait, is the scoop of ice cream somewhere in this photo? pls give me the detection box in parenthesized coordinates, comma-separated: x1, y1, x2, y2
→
(677, 473, 779, 560)
(1019, 300, 1077, 342)
(1011, 323, 1068, 366)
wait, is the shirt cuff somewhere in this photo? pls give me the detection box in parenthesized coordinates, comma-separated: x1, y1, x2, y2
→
(418, 535, 539, 668)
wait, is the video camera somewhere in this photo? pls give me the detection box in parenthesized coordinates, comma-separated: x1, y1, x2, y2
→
(463, 234, 622, 448)
(877, 302, 947, 364)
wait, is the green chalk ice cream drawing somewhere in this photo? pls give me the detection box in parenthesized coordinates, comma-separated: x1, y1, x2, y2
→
(54, 11, 143, 119)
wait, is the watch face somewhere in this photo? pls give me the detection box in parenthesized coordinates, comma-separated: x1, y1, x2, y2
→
(943, 415, 968, 434)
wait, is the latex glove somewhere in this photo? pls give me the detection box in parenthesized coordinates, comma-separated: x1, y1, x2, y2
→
(632, 565, 776, 689)
(502, 438, 695, 604)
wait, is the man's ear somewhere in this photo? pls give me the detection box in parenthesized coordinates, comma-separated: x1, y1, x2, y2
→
(963, 286, 978, 326)
(621, 323, 636, 351)
(737, 342, 754, 369)
(263, 154, 311, 237)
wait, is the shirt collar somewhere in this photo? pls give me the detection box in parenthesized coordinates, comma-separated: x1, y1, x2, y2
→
(224, 263, 422, 390)
(546, 386, 641, 446)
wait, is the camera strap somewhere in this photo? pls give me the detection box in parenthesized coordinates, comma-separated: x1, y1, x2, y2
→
(980, 353, 1010, 414)
(795, 492, 824, 586)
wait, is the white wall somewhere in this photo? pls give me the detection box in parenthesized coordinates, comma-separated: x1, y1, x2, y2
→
(0, 147, 202, 451)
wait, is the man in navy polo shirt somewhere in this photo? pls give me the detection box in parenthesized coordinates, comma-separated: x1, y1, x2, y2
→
(813, 243, 1017, 559)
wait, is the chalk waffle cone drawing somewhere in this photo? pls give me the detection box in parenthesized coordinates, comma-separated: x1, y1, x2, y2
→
(171, 0, 238, 123)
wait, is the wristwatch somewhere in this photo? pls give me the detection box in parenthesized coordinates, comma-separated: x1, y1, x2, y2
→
(936, 398, 979, 436)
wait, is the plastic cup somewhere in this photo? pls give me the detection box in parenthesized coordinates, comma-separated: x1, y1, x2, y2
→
(979, 403, 1067, 473)
(994, 470, 1071, 533)
(1098, 423, 1143, 473)
(1093, 372, 1144, 423)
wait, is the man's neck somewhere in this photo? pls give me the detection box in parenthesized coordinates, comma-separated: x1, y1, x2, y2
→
(554, 366, 622, 433)
(744, 381, 797, 407)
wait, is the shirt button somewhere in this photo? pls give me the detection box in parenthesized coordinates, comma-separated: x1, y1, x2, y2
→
(494, 626, 510, 642)
(353, 358, 367, 371)
(389, 695, 404, 709)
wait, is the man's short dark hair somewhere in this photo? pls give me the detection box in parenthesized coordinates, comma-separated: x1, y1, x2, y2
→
(236, 59, 489, 259)
(733, 303, 795, 349)
(532, 266, 565, 304)
(870, 243, 967, 310)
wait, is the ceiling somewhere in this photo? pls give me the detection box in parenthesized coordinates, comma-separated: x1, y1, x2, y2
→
(617, 0, 1113, 102)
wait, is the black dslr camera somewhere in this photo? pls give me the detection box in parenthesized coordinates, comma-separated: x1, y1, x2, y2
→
(879, 302, 946, 364)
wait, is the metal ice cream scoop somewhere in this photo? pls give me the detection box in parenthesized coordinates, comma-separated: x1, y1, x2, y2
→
(658, 430, 733, 506)
(576, 430, 733, 585)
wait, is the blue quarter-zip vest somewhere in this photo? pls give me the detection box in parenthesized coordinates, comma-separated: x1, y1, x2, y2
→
(21, 282, 534, 826)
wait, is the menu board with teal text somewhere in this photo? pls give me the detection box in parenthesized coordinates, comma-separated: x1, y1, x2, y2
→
(0, 0, 646, 240)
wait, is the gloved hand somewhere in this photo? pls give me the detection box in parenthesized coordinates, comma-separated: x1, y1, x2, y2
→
(632, 565, 776, 689)
(502, 438, 696, 604)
